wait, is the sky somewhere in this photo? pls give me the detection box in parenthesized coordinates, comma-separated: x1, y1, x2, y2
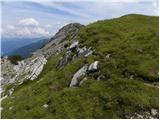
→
(1, 0, 159, 39)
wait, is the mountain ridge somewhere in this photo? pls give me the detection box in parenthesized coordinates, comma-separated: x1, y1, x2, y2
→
(8, 39, 50, 58)
(1, 37, 48, 57)
(1, 14, 159, 119)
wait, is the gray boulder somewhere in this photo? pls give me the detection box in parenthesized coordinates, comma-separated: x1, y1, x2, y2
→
(68, 41, 79, 51)
(57, 54, 69, 68)
(97, 75, 106, 81)
(72, 46, 93, 62)
(151, 109, 158, 116)
(69, 64, 88, 87)
(88, 61, 99, 72)
(106, 53, 112, 59)
(43, 104, 48, 108)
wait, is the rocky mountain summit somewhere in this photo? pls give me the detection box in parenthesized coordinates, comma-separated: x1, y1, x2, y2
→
(1, 14, 159, 119)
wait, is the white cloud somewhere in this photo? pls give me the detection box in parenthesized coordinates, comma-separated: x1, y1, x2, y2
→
(32, 27, 50, 36)
(2, 18, 51, 38)
(6, 24, 15, 30)
(154, 9, 158, 14)
(14, 27, 50, 37)
(16, 27, 32, 36)
(153, 2, 158, 7)
(18, 18, 39, 26)
(152, 1, 158, 15)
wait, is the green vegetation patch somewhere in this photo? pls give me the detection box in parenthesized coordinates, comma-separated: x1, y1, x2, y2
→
(8, 55, 23, 65)
(78, 14, 159, 82)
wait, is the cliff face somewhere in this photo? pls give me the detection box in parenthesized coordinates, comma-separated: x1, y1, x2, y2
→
(1, 23, 83, 96)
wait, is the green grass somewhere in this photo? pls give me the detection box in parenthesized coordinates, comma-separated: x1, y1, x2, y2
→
(1, 14, 159, 119)
(78, 14, 158, 82)
(8, 55, 23, 65)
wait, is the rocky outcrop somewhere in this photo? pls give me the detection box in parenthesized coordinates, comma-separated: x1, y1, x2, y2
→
(1, 55, 47, 96)
(24, 55, 47, 80)
(68, 42, 93, 62)
(68, 41, 79, 51)
(1, 23, 83, 96)
(56, 54, 69, 68)
(127, 109, 159, 119)
(69, 64, 88, 87)
(70, 61, 100, 87)
(56, 40, 93, 69)
(73, 47, 93, 60)
(35, 23, 83, 59)
(151, 109, 158, 117)
(106, 53, 112, 59)
(88, 61, 99, 72)
(1, 56, 15, 86)
(97, 75, 106, 81)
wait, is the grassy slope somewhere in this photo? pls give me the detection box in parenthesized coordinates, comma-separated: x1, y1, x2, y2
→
(78, 14, 159, 82)
(1, 14, 159, 118)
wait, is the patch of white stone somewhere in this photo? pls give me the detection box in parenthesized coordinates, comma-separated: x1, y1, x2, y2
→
(88, 61, 99, 71)
(151, 109, 158, 116)
(43, 104, 48, 108)
(70, 61, 99, 87)
(27, 56, 47, 80)
(68, 41, 79, 50)
(69, 64, 88, 87)
(1, 55, 47, 96)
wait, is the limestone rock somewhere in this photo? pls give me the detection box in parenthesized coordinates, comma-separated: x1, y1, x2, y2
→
(88, 61, 99, 72)
(43, 104, 48, 108)
(57, 54, 69, 68)
(70, 61, 100, 87)
(97, 75, 106, 81)
(70, 64, 88, 87)
(68, 41, 79, 51)
(84, 50, 93, 57)
(0, 107, 3, 111)
(78, 47, 93, 58)
(72, 46, 93, 62)
(135, 113, 143, 119)
(151, 109, 158, 116)
(0, 95, 8, 102)
(106, 53, 112, 59)
(9, 106, 13, 110)
(128, 110, 159, 119)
